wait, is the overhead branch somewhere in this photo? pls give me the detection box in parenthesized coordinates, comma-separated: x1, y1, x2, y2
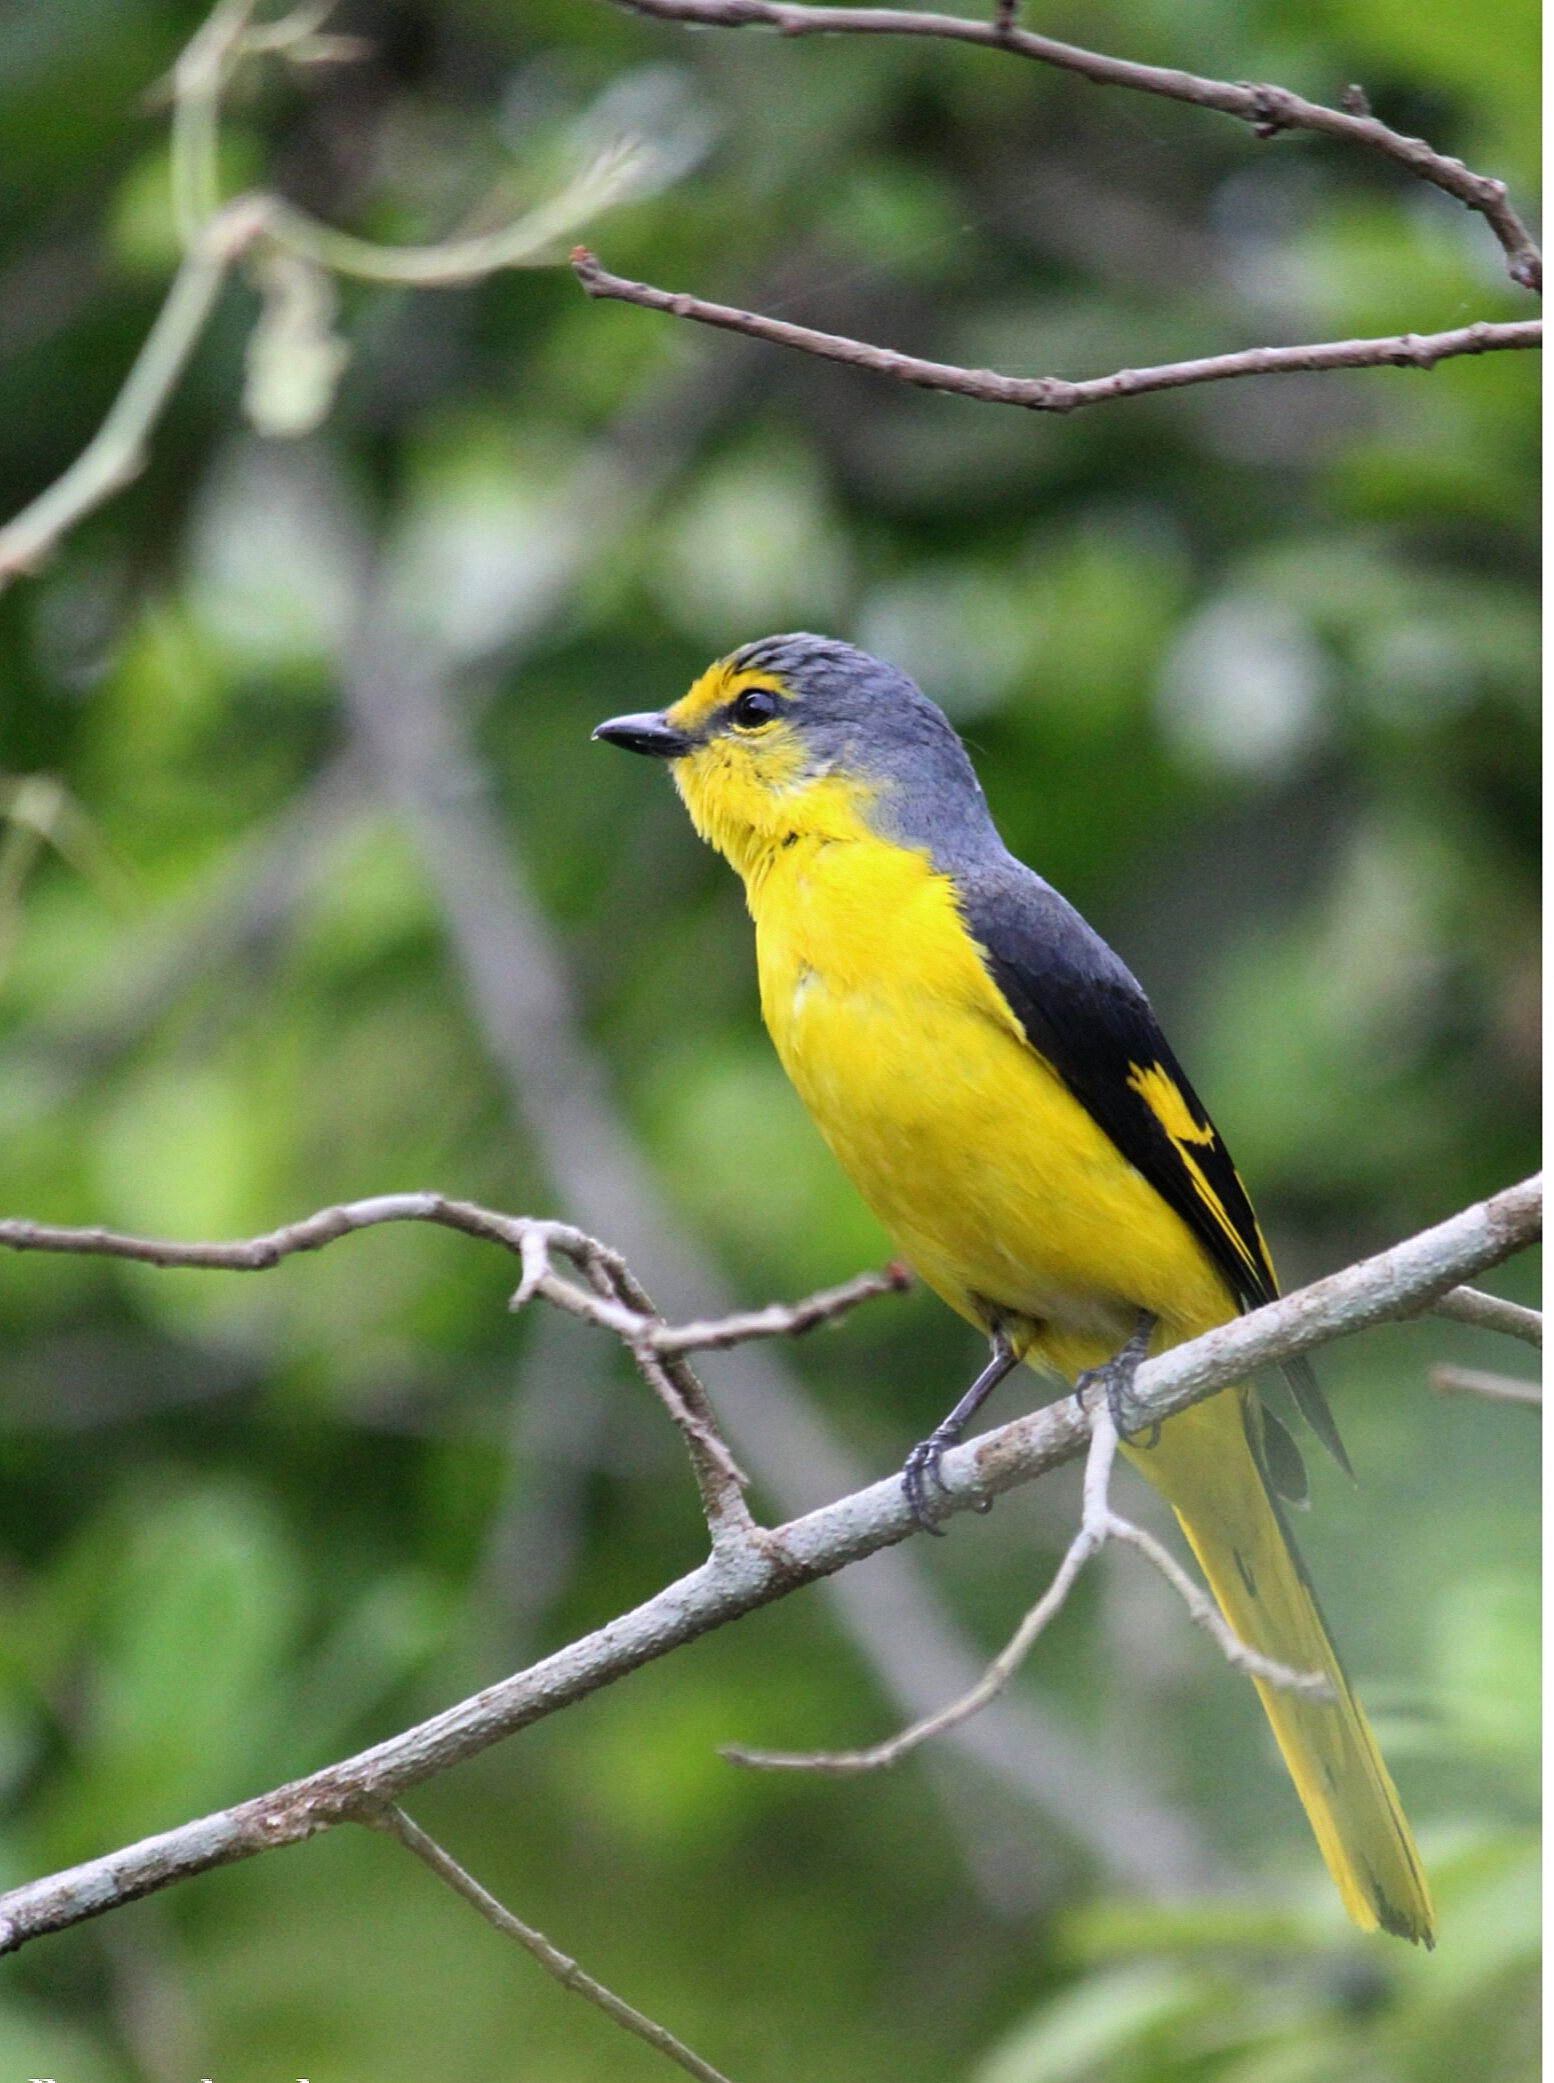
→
(0, 1171, 1536, 1957)
(572, 253, 1540, 413)
(611, 0, 1542, 290)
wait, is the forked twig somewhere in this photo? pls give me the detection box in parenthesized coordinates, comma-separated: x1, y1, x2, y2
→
(0, 1195, 910, 1538)
(0, 2, 651, 594)
(0, 1174, 1537, 1958)
(723, 1404, 1330, 1775)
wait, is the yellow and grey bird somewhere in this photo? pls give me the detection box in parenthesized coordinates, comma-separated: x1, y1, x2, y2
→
(594, 631, 1435, 1945)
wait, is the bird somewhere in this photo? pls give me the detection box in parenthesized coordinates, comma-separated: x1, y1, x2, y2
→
(593, 630, 1435, 1945)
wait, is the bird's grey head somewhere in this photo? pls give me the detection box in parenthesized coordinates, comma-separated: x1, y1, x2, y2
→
(592, 632, 1004, 872)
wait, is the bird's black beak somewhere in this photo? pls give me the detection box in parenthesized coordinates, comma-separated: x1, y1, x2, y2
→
(592, 711, 694, 759)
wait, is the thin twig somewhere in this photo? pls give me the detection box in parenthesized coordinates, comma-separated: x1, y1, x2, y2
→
(1432, 1285, 1542, 1347)
(0, 1174, 1536, 1957)
(1100, 1515, 1331, 1696)
(499, 1215, 753, 1512)
(724, 1406, 1328, 1775)
(572, 253, 1540, 414)
(264, 147, 650, 286)
(170, 0, 257, 241)
(651, 1263, 912, 1354)
(0, 1198, 925, 1533)
(724, 1414, 1115, 1773)
(1429, 1364, 1541, 1407)
(0, 0, 649, 597)
(0, 197, 270, 590)
(367, 1806, 737, 2083)
(611, 0, 1542, 289)
(0, 1199, 914, 1525)
(0, 1201, 901, 1514)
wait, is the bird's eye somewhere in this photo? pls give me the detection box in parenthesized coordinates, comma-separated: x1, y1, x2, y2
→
(730, 687, 781, 731)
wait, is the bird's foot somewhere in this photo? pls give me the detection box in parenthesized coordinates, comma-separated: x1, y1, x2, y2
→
(901, 1327, 1020, 1534)
(902, 1427, 960, 1535)
(1074, 1311, 1159, 1446)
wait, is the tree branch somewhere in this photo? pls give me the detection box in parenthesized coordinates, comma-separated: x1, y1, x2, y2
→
(0, 0, 654, 595)
(1432, 1284, 1541, 1347)
(0, 1199, 912, 1543)
(0, 197, 271, 588)
(611, 0, 1542, 290)
(369, 1806, 736, 2083)
(725, 1404, 1330, 1776)
(1429, 1364, 1540, 1407)
(0, 1172, 1536, 1957)
(572, 252, 1540, 412)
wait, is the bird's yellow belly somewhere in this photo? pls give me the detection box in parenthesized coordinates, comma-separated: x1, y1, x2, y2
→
(751, 839, 1234, 1378)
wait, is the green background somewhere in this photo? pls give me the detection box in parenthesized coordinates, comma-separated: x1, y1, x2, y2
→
(0, 1, 1538, 2077)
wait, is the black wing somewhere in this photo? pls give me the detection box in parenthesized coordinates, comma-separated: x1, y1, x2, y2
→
(957, 860, 1350, 1478)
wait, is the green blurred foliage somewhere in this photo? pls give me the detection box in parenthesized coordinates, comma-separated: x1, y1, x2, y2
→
(0, 0, 1537, 2078)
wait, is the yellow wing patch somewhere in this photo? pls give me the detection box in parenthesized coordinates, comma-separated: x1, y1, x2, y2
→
(1127, 1060, 1268, 1282)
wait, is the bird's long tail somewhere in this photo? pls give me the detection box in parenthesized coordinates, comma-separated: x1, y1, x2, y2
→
(1126, 1390, 1436, 1944)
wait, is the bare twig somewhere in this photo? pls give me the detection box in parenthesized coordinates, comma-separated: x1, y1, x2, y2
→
(0, 1193, 562, 1272)
(611, 0, 1542, 289)
(0, 0, 652, 595)
(724, 1406, 1328, 1776)
(368, 1806, 737, 2083)
(263, 149, 650, 286)
(0, 1200, 907, 1539)
(1100, 1515, 1330, 1697)
(1429, 1364, 1541, 1407)
(0, 197, 271, 589)
(0, 1173, 1536, 1957)
(0, 1198, 910, 1531)
(572, 253, 1540, 413)
(1432, 1284, 1542, 1347)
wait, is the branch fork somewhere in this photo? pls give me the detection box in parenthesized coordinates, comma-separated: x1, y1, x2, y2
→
(725, 1396, 1330, 1778)
(0, 1171, 1536, 2083)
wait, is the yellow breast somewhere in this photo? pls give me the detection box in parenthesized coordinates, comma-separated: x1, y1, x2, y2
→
(745, 825, 1235, 1377)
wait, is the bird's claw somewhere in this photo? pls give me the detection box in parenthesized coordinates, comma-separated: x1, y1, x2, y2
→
(902, 1433, 952, 1534)
(901, 1427, 997, 1531)
(1074, 1313, 1160, 1447)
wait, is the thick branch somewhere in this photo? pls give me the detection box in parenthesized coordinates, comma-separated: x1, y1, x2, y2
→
(612, 0, 1542, 289)
(571, 254, 1540, 412)
(0, 1173, 1535, 1956)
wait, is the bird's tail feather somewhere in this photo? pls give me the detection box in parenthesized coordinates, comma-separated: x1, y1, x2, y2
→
(1127, 1391, 1436, 1945)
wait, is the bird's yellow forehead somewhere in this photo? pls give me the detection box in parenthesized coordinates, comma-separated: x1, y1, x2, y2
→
(666, 659, 786, 735)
